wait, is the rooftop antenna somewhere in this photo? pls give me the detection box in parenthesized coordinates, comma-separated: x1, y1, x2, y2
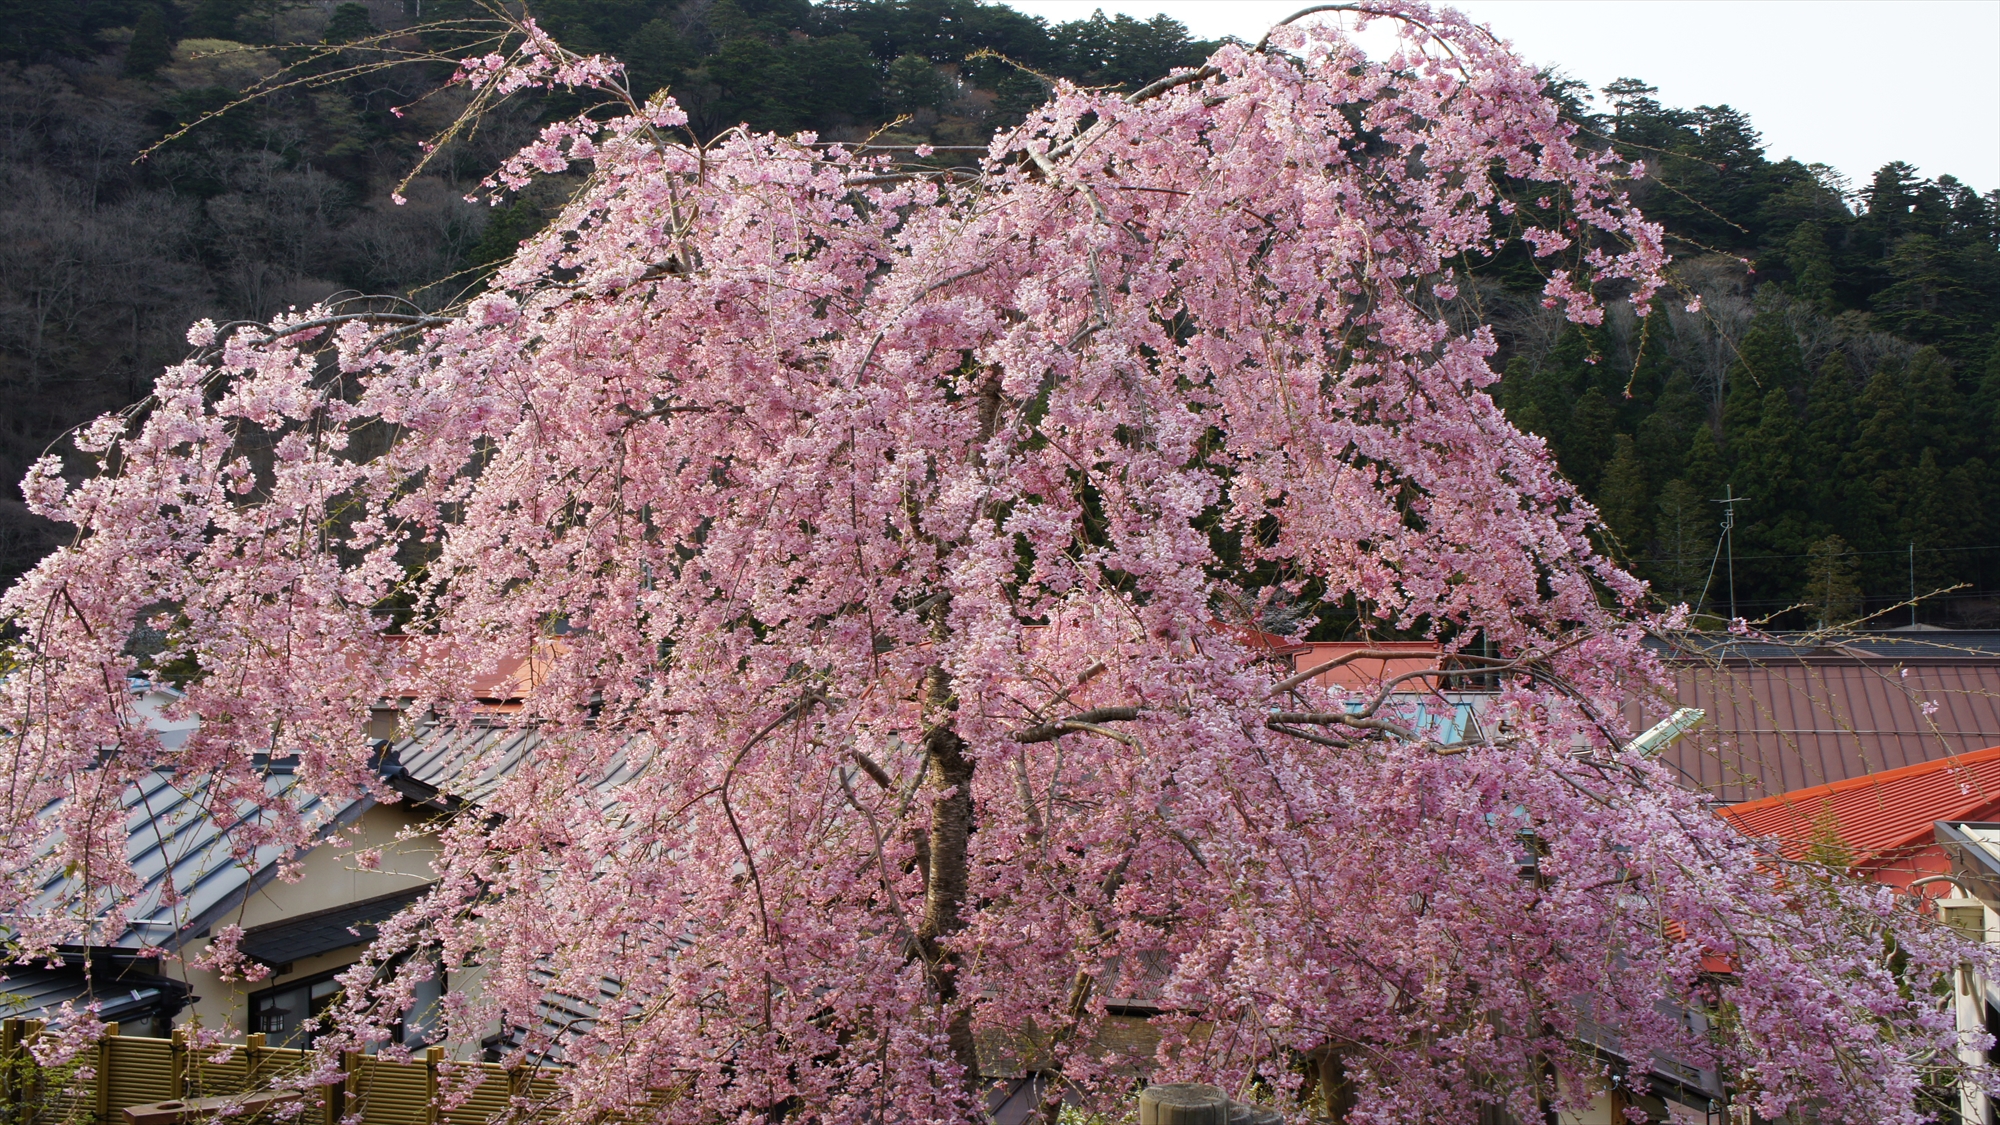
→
(1712, 486, 1748, 622)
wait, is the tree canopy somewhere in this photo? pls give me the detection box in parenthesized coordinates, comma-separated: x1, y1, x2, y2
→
(3, 6, 1989, 1124)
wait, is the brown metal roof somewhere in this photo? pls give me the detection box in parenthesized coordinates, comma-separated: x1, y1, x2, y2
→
(1628, 658, 2000, 803)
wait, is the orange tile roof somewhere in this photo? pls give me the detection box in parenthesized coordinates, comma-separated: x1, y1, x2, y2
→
(1291, 641, 1444, 692)
(1719, 742, 2000, 866)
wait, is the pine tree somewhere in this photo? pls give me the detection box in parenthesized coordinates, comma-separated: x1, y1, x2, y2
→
(124, 6, 170, 77)
(1803, 535, 1862, 629)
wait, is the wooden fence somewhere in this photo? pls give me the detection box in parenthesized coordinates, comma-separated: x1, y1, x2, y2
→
(0, 1021, 563, 1125)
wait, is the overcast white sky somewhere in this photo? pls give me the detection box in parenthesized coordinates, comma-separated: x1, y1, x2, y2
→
(1001, 0, 2000, 195)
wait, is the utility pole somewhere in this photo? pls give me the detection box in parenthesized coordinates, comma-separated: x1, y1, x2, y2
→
(1713, 486, 1748, 622)
(1910, 541, 1918, 627)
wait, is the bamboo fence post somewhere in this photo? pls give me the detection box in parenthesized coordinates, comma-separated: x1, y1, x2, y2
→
(22, 1020, 44, 1124)
(168, 1029, 186, 1100)
(339, 1052, 359, 1125)
(315, 1044, 341, 1125)
(423, 1048, 443, 1125)
(244, 1033, 266, 1093)
(95, 1023, 119, 1125)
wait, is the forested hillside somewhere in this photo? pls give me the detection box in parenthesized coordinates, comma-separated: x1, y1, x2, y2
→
(1483, 81, 2000, 627)
(1, 0, 1995, 629)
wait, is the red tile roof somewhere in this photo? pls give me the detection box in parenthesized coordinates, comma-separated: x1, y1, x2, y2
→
(1719, 742, 2000, 868)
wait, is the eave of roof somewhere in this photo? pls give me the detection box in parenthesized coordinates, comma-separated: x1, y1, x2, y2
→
(1720, 742, 2000, 865)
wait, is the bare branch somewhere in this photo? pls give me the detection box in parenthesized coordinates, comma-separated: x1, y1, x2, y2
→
(1013, 706, 1145, 744)
(1265, 711, 1420, 740)
(849, 748, 893, 791)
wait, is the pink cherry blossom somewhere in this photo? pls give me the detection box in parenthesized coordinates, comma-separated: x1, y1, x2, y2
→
(0, 6, 1983, 1124)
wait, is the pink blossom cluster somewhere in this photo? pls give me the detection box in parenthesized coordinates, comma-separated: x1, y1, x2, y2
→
(450, 19, 625, 98)
(0, 5, 1985, 1123)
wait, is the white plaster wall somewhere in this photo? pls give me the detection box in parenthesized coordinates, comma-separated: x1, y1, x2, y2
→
(174, 803, 439, 1037)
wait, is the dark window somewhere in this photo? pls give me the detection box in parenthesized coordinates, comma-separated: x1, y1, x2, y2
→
(248, 968, 346, 1048)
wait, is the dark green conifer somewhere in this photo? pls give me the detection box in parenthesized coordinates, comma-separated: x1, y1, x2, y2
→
(1650, 480, 1711, 606)
(1902, 346, 1967, 462)
(324, 3, 375, 45)
(123, 6, 170, 76)
(1596, 435, 1651, 557)
(886, 53, 951, 114)
(1802, 535, 1862, 628)
(1784, 221, 1838, 310)
(1564, 387, 1618, 486)
(1683, 425, 1727, 504)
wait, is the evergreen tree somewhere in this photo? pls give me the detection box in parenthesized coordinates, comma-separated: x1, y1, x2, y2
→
(1784, 220, 1837, 310)
(1597, 435, 1650, 558)
(124, 6, 171, 77)
(1803, 535, 1863, 629)
(1730, 386, 1819, 598)
(622, 19, 693, 102)
(1976, 331, 2000, 465)
(1902, 346, 1968, 462)
(1565, 387, 1618, 486)
(1846, 362, 1912, 561)
(1723, 309, 1808, 435)
(186, 0, 245, 39)
(324, 3, 375, 44)
(886, 52, 951, 114)
(1651, 479, 1712, 606)
(1683, 425, 1727, 505)
(1902, 448, 1956, 593)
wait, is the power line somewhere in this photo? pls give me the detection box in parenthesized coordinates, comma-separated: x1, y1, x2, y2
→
(1717, 543, 2000, 564)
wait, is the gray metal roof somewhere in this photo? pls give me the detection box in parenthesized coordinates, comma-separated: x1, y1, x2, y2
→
(1650, 630, 2000, 662)
(238, 885, 435, 966)
(0, 957, 190, 1024)
(384, 723, 659, 808)
(22, 763, 371, 952)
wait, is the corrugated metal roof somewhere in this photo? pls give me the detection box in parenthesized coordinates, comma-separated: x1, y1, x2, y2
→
(1719, 742, 2000, 865)
(1628, 658, 2000, 803)
(384, 725, 657, 809)
(24, 763, 366, 950)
